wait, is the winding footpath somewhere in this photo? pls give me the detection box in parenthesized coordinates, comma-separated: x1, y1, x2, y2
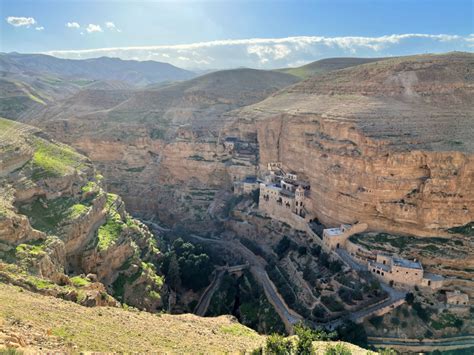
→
(188, 234, 303, 332)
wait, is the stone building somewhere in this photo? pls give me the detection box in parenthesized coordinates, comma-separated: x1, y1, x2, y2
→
(223, 137, 238, 152)
(322, 223, 368, 250)
(368, 254, 424, 287)
(233, 176, 259, 195)
(258, 164, 311, 228)
(446, 290, 469, 306)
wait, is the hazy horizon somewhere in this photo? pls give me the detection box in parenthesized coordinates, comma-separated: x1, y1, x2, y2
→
(2, 0, 472, 69)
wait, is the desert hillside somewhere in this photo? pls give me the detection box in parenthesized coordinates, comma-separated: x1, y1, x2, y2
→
(0, 282, 264, 353)
(277, 57, 386, 79)
(0, 282, 376, 354)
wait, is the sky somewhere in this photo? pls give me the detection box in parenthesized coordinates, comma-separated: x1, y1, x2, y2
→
(0, 0, 473, 69)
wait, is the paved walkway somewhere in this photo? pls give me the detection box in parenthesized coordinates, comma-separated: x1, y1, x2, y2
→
(194, 269, 225, 316)
(368, 335, 474, 351)
(188, 234, 303, 332)
(336, 249, 364, 271)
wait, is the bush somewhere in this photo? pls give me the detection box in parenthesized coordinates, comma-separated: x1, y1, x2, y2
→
(369, 316, 383, 327)
(311, 245, 321, 257)
(298, 246, 308, 256)
(336, 321, 367, 348)
(321, 295, 345, 312)
(405, 292, 415, 305)
(265, 334, 293, 355)
(325, 343, 352, 355)
(295, 324, 314, 355)
(328, 260, 342, 273)
(275, 236, 296, 258)
(412, 302, 430, 322)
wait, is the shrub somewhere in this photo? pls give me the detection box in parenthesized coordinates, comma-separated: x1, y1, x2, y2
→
(295, 324, 314, 355)
(412, 302, 430, 322)
(275, 236, 294, 258)
(311, 245, 321, 257)
(369, 316, 383, 327)
(405, 292, 415, 305)
(321, 295, 345, 312)
(390, 317, 400, 326)
(325, 343, 352, 355)
(298, 246, 308, 256)
(265, 334, 293, 355)
(328, 260, 342, 273)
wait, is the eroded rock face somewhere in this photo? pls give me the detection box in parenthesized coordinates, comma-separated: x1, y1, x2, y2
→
(0, 118, 165, 311)
(254, 113, 473, 236)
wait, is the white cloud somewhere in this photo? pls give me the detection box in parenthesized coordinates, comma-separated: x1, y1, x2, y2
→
(44, 33, 473, 69)
(66, 22, 80, 29)
(105, 21, 121, 32)
(6, 16, 36, 27)
(247, 44, 291, 63)
(35, 26, 44, 31)
(86, 24, 103, 33)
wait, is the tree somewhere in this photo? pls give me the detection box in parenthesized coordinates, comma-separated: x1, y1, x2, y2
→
(166, 253, 181, 290)
(405, 292, 415, 305)
(336, 321, 367, 348)
(265, 334, 293, 355)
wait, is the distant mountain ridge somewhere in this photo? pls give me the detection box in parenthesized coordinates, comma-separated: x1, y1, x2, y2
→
(0, 52, 196, 86)
(277, 57, 388, 78)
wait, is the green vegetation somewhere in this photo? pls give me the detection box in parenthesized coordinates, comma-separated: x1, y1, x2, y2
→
(220, 324, 259, 338)
(15, 240, 46, 257)
(70, 275, 92, 288)
(207, 270, 286, 335)
(18, 197, 88, 234)
(325, 343, 352, 355)
(81, 181, 98, 194)
(321, 295, 345, 312)
(430, 312, 463, 330)
(112, 270, 142, 300)
(448, 222, 474, 237)
(265, 334, 294, 354)
(30, 137, 86, 180)
(97, 193, 123, 251)
(161, 238, 213, 291)
(97, 214, 123, 251)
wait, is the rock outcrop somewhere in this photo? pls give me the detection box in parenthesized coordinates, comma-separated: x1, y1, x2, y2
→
(0, 117, 165, 311)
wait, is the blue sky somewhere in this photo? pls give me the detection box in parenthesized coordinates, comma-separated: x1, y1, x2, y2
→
(1, 0, 472, 69)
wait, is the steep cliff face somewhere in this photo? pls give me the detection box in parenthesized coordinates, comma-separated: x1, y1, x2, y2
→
(0, 117, 164, 310)
(254, 113, 473, 236)
(227, 52, 474, 236)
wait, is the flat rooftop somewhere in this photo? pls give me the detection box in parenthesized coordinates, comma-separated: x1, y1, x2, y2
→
(280, 189, 295, 197)
(324, 228, 344, 236)
(370, 261, 391, 273)
(244, 176, 257, 183)
(393, 257, 422, 270)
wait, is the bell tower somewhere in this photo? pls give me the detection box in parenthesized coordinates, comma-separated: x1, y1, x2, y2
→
(294, 185, 305, 216)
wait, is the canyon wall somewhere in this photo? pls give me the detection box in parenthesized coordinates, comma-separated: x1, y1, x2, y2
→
(254, 113, 473, 236)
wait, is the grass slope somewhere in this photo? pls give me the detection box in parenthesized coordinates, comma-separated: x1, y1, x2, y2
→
(0, 282, 264, 353)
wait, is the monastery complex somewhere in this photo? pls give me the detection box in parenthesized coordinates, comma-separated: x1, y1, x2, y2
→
(231, 159, 468, 304)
